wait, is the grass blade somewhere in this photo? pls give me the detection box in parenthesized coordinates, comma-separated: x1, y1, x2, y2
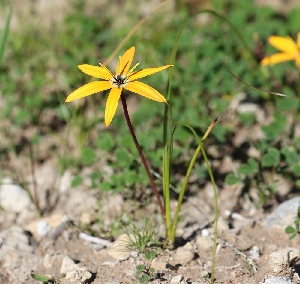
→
(0, 6, 12, 65)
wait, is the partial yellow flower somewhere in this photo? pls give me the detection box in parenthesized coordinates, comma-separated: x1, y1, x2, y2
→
(261, 33, 300, 68)
(65, 46, 173, 126)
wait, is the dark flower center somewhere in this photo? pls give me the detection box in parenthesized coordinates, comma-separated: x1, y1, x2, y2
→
(111, 74, 128, 87)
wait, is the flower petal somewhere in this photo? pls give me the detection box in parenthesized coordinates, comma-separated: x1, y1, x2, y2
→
(78, 64, 112, 80)
(128, 65, 173, 81)
(124, 81, 166, 103)
(65, 81, 112, 102)
(105, 87, 122, 126)
(297, 32, 300, 49)
(261, 53, 296, 66)
(116, 46, 135, 75)
(268, 36, 298, 54)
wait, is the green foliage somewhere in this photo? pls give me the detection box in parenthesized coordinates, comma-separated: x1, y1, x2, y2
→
(238, 158, 259, 175)
(262, 148, 280, 167)
(225, 173, 240, 185)
(135, 250, 157, 284)
(261, 113, 287, 141)
(80, 147, 97, 165)
(120, 218, 162, 254)
(281, 147, 299, 165)
(285, 207, 300, 240)
(31, 273, 56, 284)
(226, 143, 300, 206)
(71, 175, 83, 187)
(0, 6, 11, 65)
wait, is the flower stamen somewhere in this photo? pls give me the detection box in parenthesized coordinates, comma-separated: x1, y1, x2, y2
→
(99, 63, 114, 77)
(110, 74, 129, 88)
(127, 62, 140, 76)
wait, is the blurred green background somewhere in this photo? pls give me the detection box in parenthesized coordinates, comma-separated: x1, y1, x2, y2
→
(1, 0, 300, 209)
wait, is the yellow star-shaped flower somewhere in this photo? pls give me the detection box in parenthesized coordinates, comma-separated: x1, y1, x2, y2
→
(261, 33, 300, 68)
(65, 46, 173, 126)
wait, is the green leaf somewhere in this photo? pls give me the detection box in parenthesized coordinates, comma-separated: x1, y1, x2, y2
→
(80, 147, 96, 165)
(281, 147, 299, 165)
(289, 233, 297, 240)
(238, 159, 258, 175)
(115, 148, 131, 166)
(262, 148, 280, 167)
(100, 181, 112, 191)
(276, 87, 299, 111)
(225, 173, 241, 185)
(150, 250, 157, 258)
(261, 113, 286, 141)
(71, 175, 83, 187)
(30, 273, 51, 282)
(96, 133, 114, 152)
(90, 171, 101, 180)
(292, 165, 300, 177)
(248, 158, 259, 171)
(239, 165, 254, 175)
(296, 180, 300, 187)
(137, 264, 145, 271)
(124, 170, 141, 186)
(285, 226, 296, 234)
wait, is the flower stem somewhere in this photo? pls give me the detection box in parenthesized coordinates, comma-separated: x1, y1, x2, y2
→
(120, 92, 167, 239)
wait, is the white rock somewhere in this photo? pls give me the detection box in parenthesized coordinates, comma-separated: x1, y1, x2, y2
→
(170, 275, 185, 284)
(64, 267, 92, 283)
(218, 217, 229, 231)
(195, 235, 214, 250)
(266, 197, 300, 228)
(130, 251, 138, 258)
(43, 253, 65, 269)
(151, 260, 167, 271)
(0, 226, 33, 268)
(80, 212, 92, 225)
(0, 182, 31, 213)
(183, 241, 193, 250)
(37, 221, 51, 237)
(174, 247, 194, 265)
(259, 275, 292, 284)
(249, 245, 260, 259)
(102, 261, 117, 267)
(60, 256, 76, 274)
(268, 249, 300, 273)
(107, 234, 130, 261)
(25, 213, 65, 240)
(58, 170, 72, 193)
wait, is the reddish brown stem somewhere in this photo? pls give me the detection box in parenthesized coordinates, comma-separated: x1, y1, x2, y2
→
(120, 92, 167, 239)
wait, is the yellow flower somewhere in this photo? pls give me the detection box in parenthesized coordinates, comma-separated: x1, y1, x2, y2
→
(65, 46, 173, 126)
(261, 33, 300, 68)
